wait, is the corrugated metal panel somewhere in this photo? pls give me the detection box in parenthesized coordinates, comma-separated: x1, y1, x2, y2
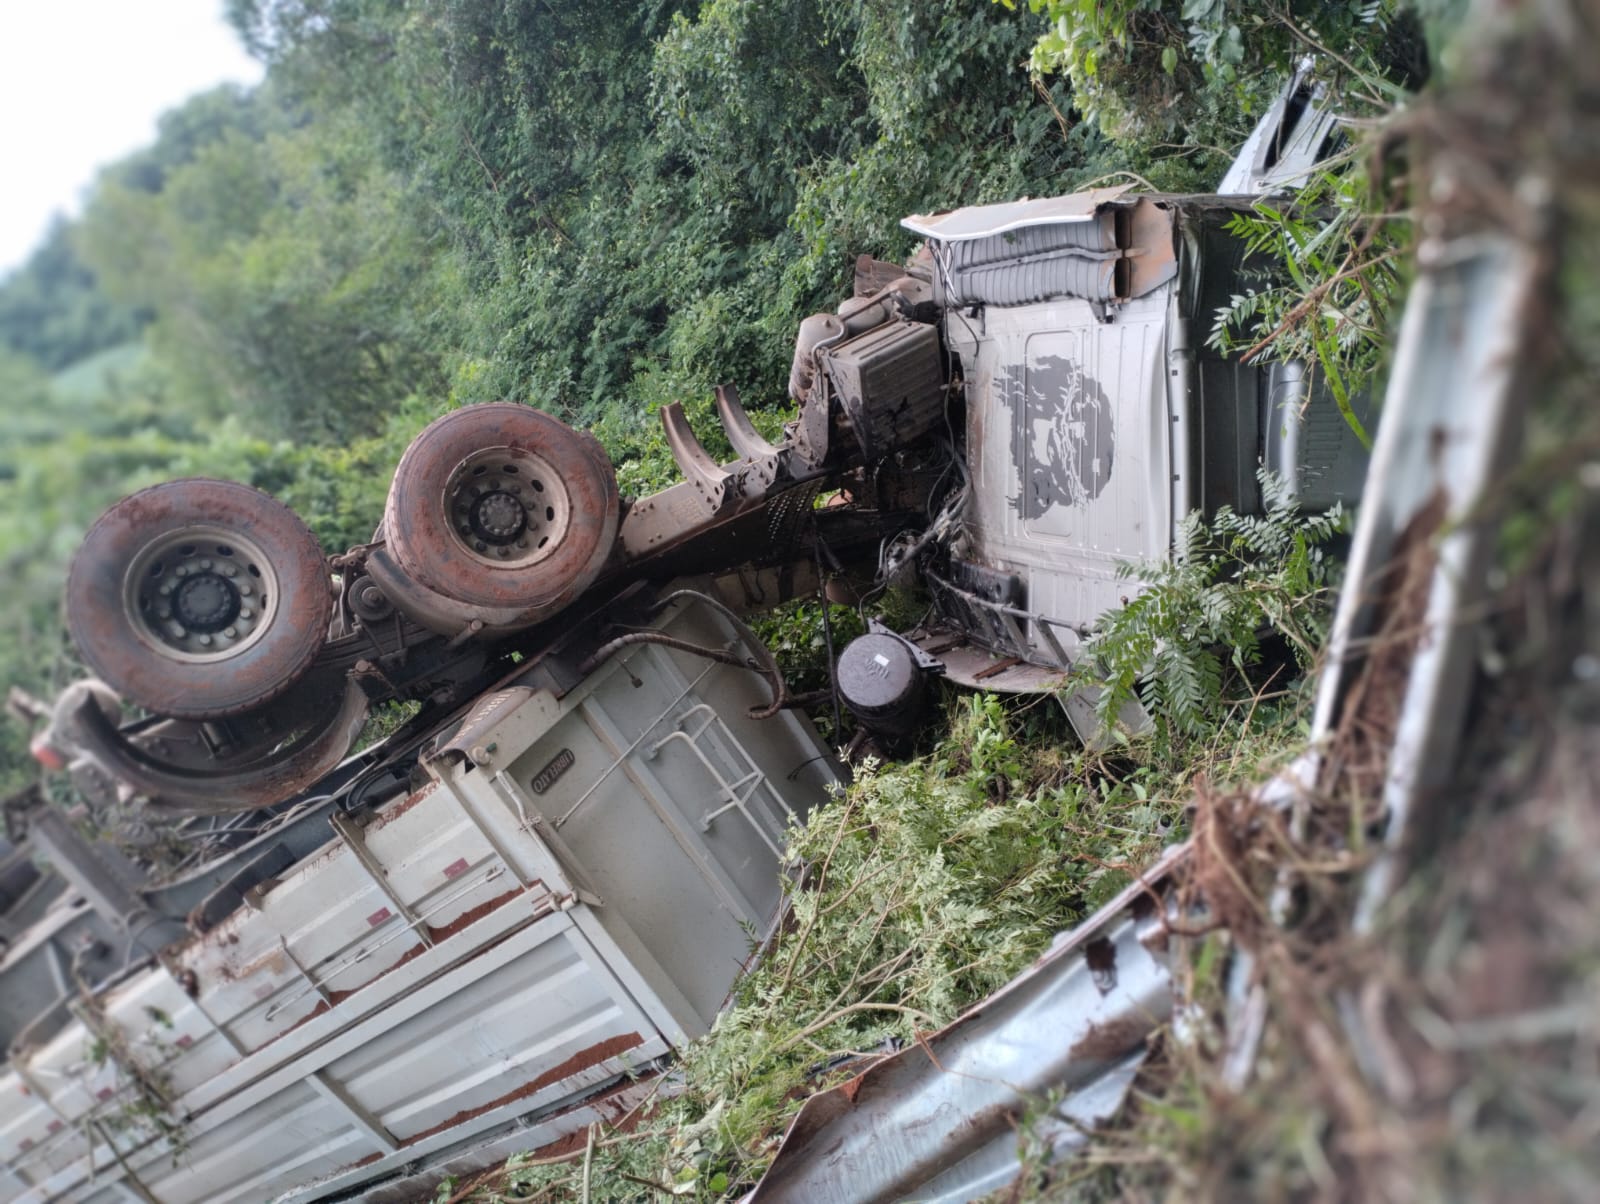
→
(943, 250, 1120, 308)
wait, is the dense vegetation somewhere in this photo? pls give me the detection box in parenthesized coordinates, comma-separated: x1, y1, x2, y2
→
(0, 0, 1412, 792)
(2, 2, 1522, 1200)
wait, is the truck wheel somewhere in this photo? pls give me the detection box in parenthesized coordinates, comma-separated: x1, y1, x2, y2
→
(382, 403, 619, 624)
(66, 479, 332, 720)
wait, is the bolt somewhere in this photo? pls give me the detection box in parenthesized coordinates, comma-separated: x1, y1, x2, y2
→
(158, 583, 174, 596)
(157, 605, 171, 619)
(171, 624, 188, 638)
(497, 547, 509, 558)
(200, 559, 213, 569)
(239, 607, 253, 619)
(175, 565, 190, 577)
(197, 634, 212, 646)
(222, 564, 237, 577)
(238, 584, 252, 596)
(224, 627, 237, 638)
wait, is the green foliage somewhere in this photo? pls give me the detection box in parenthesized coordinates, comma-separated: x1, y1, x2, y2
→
(993, 0, 1427, 193)
(207, 0, 1092, 437)
(0, 218, 143, 373)
(78, 87, 452, 442)
(1087, 471, 1344, 739)
(1208, 165, 1409, 448)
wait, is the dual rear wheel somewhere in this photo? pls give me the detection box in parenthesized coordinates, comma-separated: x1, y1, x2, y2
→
(65, 404, 620, 723)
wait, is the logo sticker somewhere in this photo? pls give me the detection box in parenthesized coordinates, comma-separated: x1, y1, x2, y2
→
(531, 748, 576, 795)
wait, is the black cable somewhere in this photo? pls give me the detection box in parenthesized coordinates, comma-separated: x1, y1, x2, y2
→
(813, 527, 844, 738)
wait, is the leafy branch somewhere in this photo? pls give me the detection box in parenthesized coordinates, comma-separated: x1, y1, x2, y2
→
(1087, 470, 1345, 738)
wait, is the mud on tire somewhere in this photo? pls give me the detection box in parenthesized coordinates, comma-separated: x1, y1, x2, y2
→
(381, 403, 619, 624)
(65, 479, 332, 721)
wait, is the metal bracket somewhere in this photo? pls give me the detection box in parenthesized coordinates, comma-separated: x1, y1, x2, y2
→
(661, 401, 732, 512)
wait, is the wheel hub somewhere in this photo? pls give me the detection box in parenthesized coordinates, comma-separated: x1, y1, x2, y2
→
(122, 526, 280, 663)
(443, 447, 572, 568)
(471, 491, 526, 543)
(175, 572, 241, 632)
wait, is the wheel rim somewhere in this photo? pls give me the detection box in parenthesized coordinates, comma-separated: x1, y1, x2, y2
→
(122, 526, 282, 663)
(442, 446, 573, 569)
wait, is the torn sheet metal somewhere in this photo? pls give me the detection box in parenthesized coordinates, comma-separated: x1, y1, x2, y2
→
(1223, 236, 1541, 1090)
(746, 844, 1192, 1204)
(1309, 237, 1538, 931)
(1218, 64, 1344, 195)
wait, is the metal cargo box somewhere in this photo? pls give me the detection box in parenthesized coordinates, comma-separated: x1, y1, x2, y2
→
(0, 596, 838, 1204)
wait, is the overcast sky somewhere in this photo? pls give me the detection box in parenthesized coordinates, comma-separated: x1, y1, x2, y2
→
(0, 0, 264, 275)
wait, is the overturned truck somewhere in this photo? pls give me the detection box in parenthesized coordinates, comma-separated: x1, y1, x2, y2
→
(2, 180, 1367, 1202)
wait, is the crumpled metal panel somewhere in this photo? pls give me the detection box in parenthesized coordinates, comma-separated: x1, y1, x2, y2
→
(747, 844, 1191, 1204)
(1310, 239, 1537, 929)
(1218, 66, 1344, 196)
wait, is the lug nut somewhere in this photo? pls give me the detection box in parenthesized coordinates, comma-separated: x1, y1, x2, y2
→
(197, 634, 212, 646)
(239, 607, 253, 619)
(224, 627, 237, 638)
(200, 559, 212, 569)
(158, 583, 174, 596)
(222, 565, 237, 577)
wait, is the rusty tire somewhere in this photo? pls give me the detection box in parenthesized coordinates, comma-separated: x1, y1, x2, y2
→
(65, 479, 332, 721)
(382, 403, 619, 624)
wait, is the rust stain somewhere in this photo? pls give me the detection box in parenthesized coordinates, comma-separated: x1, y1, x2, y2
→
(370, 780, 436, 829)
(428, 888, 522, 943)
(235, 946, 290, 980)
(399, 1032, 645, 1147)
(426, 1079, 658, 1203)
(839, 1071, 869, 1105)
(1067, 1014, 1152, 1063)
(270, 999, 332, 1045)
(326, 943, 429, 1006)
(241, 888, 538, 1053)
